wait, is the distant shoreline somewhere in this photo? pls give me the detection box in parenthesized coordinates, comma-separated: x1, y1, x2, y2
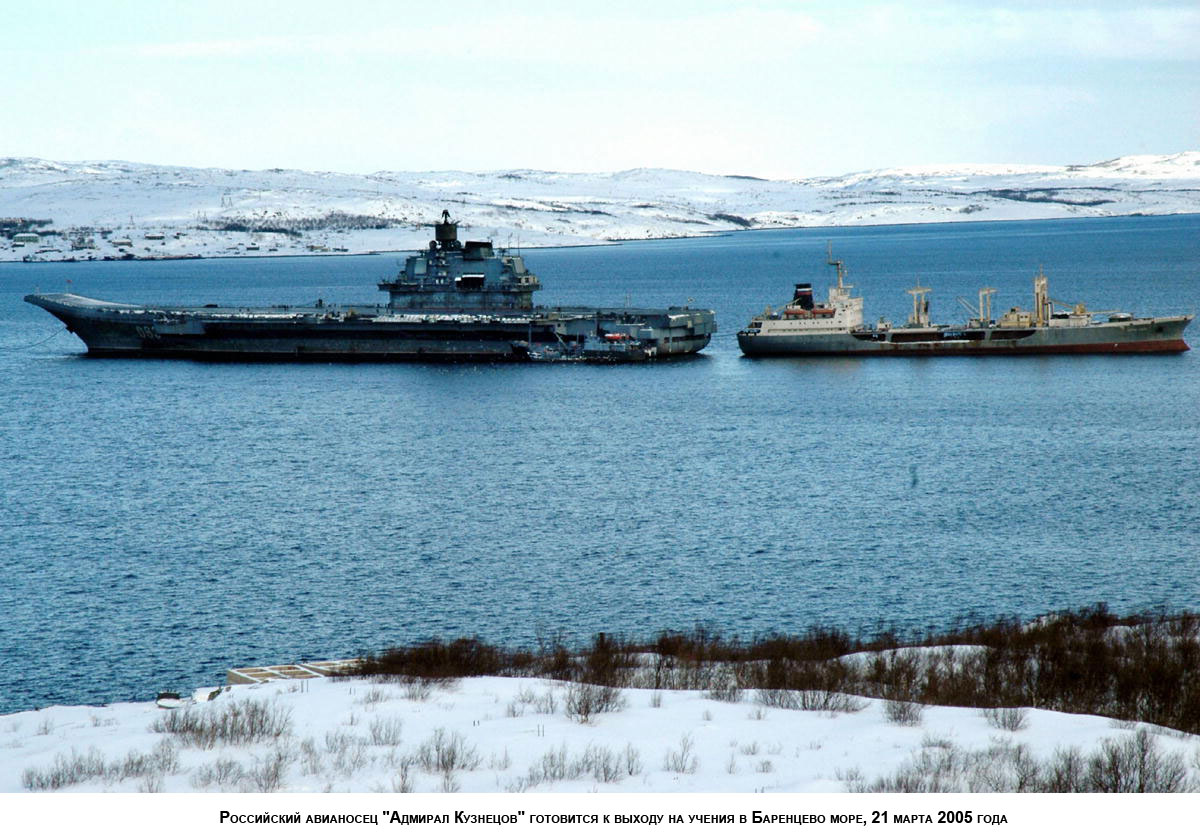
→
(6, 211, 1199, 265)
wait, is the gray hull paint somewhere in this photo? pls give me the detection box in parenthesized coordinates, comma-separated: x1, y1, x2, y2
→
(737, 318, 1192, 355)
(27, 294, 715, 361)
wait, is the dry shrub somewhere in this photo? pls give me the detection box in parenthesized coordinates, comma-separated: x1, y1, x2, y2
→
(355, 638, 515, 681)
(347, 607, 1200, 736)
(1084, 729, 1192, 792)
(151, 698, 292, 748)
(663, 733, 699, 774)
(565, 682, 625, 723)
(415, 729, 480, 775)
(511, 742, 638, 790)
(883, 699, 925, 726)
(245, 745, 294, 792)
(368, 716, 404, 746)
(23, 742, 180, 791)
(850, 729, 1195, 793)
(756, 688, 866, 713)
(191, 757, 245, 790)
(983, 707, 1029, 732)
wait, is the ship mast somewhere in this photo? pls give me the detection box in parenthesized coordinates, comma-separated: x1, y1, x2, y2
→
(1033, 268, 1050, 326)
(825, 242, 854, 302)
(826, 241, 848, 290)
(907, 284, 932, 327)
(978, 287, 996, 323)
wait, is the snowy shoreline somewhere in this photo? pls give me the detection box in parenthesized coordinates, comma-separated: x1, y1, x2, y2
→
(4, 152, 1199, 263)
(7, 612, 1200, 793)
(4, 671, 1197, 794)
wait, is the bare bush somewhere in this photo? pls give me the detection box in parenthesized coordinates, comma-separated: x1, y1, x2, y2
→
(415, 729, 481, 775)
(137, 774, 164, 793)
(565, 682, 625, 723)
(526, 743, 573, 785)
(1040, 746, 1085, 792)
(402, 678, 435, 702)
(883, 699, 925, 726)
(663, 733, 699, 774)
(851, 744, 968, 792)
(110, 741, 180, 781)
(151, 698, 292, 748)
(22, 748, 107, 791)
(705, 667, 744, 703)
(324, 730, 352, 752)
(191, 757, 245, 790)
(623, 743, 643, 776)
(357, 687, 392, 707)
(299, 738, 323, 776)
(517, 742, 642, 789)
(245, 746, 294, 792)
(390, 759, 415, 793)
(983, 707, 1029, 732)
(850, 729, 1197, 792)
(1085, 729, 1192, 793)
(368, 716, 404, 747)
(836, 766, 864, 787)
(756, 688, 866, 713)
(24, 742, 180, 791)
(327, 739, 371, 778)
(349, 610, 1200, 736)
(578, 745, 624, 783)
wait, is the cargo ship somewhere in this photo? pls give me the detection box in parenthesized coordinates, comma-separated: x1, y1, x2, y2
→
(26, 212, 716, 362)
(737, 249, 1191, 356)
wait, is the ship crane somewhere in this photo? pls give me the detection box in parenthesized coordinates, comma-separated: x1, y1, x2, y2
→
(957, 287, 997, 325)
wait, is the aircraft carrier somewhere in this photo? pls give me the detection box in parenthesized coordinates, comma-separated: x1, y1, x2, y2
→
(26, 212, 716, 362)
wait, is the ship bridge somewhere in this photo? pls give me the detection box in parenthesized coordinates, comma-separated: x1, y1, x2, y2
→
(379, 211, 541, 311)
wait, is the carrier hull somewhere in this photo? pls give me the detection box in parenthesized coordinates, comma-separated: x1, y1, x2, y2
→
(26, 294, 715, 362)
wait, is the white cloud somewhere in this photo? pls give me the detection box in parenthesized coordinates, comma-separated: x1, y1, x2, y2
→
(107, 8, 827, 71)
(856, 4, 1200, 62)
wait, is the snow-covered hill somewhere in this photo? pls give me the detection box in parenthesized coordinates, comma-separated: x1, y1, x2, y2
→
(5, 672, 1196, 794)
(2, 153, 1198, 261)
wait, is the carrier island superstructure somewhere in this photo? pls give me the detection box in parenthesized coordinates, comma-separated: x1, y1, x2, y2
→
(26, 212, 716, 362)
(737, 249, 1191, 356)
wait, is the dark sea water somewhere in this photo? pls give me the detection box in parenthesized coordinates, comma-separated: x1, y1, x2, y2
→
(2, 215, 1198, 714)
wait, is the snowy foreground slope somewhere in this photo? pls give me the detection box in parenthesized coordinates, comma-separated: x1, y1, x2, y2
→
(2, 152, 1198, 261)
(3, 673, 1196, 794)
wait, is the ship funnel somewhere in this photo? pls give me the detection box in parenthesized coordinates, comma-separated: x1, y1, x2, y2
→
(792, 283, 814, 310)
(435, 210, 459, 249)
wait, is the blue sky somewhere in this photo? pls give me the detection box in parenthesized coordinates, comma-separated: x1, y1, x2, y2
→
(2, 1, 1196, 177)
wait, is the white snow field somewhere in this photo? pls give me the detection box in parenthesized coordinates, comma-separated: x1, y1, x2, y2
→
(3, 670, 1196, 794)
(2, 152, 1198, 261)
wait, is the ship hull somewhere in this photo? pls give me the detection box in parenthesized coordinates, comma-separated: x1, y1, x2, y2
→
(26, 294, 715, 362)
(737, 317, 1191, 356)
